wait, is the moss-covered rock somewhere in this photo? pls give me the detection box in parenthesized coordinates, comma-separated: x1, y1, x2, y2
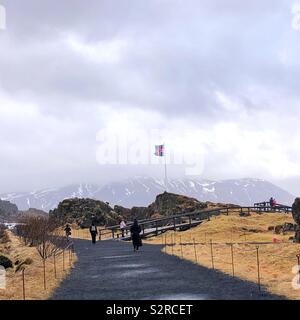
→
(49, 198, 119, 227)
(0, 255, 13, 269)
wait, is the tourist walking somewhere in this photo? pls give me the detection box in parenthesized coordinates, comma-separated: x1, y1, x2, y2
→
(89, 222, 98, 244)
(120, 219, 127, 238)
(269, 197, 274, 210)
(64, 224, 72, 242)
(130, 219, 142, 252)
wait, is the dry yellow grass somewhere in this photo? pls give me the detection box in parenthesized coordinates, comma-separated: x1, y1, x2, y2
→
(66, 226, 112, 241)
(0, 231, 76, 300)
(145, 211, 300, 300)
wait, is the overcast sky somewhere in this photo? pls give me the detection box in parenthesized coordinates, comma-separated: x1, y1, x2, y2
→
(1, 0, 300, 194)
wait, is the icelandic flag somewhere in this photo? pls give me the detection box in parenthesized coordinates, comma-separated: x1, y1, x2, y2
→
(155, 145, 164, 157)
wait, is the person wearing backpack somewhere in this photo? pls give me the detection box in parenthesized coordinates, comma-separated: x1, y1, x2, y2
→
(64, 224, 72, 242)
(89, 222, 98, 244)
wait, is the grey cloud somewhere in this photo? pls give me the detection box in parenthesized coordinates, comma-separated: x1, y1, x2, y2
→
(0, 0, 300, 194)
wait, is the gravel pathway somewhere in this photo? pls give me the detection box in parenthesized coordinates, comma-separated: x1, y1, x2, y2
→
(51, 239, 284, 300)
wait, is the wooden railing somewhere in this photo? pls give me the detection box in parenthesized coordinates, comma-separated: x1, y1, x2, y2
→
(254, 202, 292, 213)
(99, 204, 292, 240)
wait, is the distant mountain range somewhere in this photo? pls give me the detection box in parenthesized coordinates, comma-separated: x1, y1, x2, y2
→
(0, 177, 295, 212)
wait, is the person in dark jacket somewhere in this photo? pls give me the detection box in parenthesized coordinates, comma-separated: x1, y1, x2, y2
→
(130, 219, 142, 251)
(64, 224, 72, 242)
(270, 197, 275, 211)
(89, 222, 98, 244)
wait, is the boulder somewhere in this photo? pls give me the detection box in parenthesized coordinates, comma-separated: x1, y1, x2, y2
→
(0, 255, 13, 269)
(282, 223, 297, 232)
(239, 211, 251, 217)
(274, 225, 282, 234)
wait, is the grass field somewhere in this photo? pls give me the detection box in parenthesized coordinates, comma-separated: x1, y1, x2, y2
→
(67, 226, 113, 241)
(0, 231, 76, 300)
(145, 211, 300, 300)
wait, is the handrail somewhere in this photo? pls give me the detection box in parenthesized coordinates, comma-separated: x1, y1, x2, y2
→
(105, 208, 220, 231)
(106, 205, 292, 231)
(254, 201, 291, 208)
(100, 203, 292, 239)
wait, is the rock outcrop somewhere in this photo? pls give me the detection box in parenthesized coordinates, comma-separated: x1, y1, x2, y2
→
(19, 208, 48, 217)
(292, 198, 300, 242)
(49, 198, 118, 228)
(147, 192, 207, 217)
(0, 255, 13, 269)
(0, 200, 18, 221)
(115, 192, 208, 221)
(49, 192, 209, 227)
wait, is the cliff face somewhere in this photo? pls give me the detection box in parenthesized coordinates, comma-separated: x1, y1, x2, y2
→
(49, 198, 119, 228)
(49, 192, 209, 227)
(147, 192, 207, 216)
(0, 199, 18, 221)
(113, 192, 208, 222)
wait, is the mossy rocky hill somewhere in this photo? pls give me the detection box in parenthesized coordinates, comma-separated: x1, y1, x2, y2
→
(49, 193, 209, 227)
(0, 199, 19, 222)
(49, 198, 119, 228)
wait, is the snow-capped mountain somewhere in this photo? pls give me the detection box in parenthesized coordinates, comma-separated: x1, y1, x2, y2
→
(0, 178, 295, 212)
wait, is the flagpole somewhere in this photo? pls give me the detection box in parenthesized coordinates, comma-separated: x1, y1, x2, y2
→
(164, 143, 168, 192)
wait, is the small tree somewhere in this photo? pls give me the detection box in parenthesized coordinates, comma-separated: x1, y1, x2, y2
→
(16, 216, 66, 289)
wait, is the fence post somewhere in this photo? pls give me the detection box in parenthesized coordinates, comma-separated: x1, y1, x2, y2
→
(63, 249, 65, 272)
(256, 246, 261, 292)
(22, 269, 26, 300)
(99, 230, 102, 241)
(156, 221, 158, 236)
(165, 234, 167, 254)
(54, 254, 57, 279)
(43, 259, 46, 290)
(69, 249, 71, 267)
(210, 240, 214, 269)
(173, 218, 176, 231)
(230, 244, 235, 277)
(193, 238, 198, 263)
(180, 236, 183, 258)
(297, 255, 300, 285)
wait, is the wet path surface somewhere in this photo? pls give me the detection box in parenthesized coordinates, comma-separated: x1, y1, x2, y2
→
(51, 239, 284, 300)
